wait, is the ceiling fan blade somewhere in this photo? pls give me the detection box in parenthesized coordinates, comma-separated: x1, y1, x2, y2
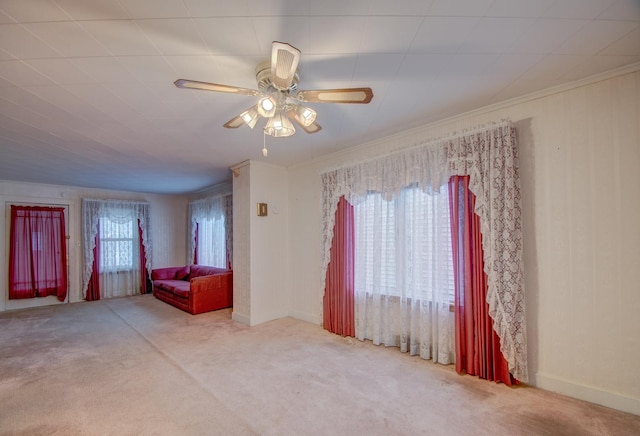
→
(299, 121, 322, 134)
(224, 104, 261, 129)
(223, 114, 245, 129)
(296, 88, 373, 104)
(174, 79, 260, 97)
(287, 110, 322, 134)
(271, 41, 301, 91)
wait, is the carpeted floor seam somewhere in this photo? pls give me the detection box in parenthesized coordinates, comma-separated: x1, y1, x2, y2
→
(102, 300, 258, 434)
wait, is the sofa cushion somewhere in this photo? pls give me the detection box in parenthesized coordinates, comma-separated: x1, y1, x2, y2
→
(151, 267, 185, 281)
(174, 266, 190, 280)
(154, 279, 191, 298)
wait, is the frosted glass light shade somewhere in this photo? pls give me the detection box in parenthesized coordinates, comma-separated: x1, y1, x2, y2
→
(295, 105, 317, 126)
(264, 111, 295, 137)
(240, 107, 259, 129)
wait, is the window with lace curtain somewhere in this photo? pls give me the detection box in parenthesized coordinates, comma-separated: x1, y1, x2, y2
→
(82, 198, 151, 301)
(322, 121, 528, 380)
(188, 193, 232, 268)
(99, 216, 138, 272)
(354, 184, 455, 302)
(195, 215, 226, 268)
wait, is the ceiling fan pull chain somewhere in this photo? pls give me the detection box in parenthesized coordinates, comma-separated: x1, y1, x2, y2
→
(262, 129, 268, 157)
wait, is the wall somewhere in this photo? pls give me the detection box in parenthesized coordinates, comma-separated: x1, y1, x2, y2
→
(231, 162, 251, 324)
(0, 179, 188, 311)
(286, 67, 640, 415)
(249, 161, 288, 326)
(231, 160, 289, 326)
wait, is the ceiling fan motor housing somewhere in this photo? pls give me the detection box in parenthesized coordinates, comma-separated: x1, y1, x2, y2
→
(255, 60, 299, 94)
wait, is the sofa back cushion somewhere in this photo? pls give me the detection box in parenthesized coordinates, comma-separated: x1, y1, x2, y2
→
(174, 266, 190, 280)
(152, 266, 188, 281)
(190, 265, 230, 278)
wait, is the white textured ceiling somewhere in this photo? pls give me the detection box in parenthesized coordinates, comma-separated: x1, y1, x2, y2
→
(1, 0, 639, 194)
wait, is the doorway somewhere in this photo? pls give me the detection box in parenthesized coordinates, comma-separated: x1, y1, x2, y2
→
(4, 202, 70, 311)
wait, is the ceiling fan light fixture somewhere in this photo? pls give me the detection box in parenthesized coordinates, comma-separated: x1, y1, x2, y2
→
(257, 96, 277, 117)
(294, 105, 317, 127)
(264, 111, 295, 137)
(174, 41, 373, 141)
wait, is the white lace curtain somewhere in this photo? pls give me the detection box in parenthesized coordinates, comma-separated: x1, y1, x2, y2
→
(320, 120, 528, 382)
(82, 199, 151, 299)
(188, 193, 233, 267)
(354, 186, 454, 364)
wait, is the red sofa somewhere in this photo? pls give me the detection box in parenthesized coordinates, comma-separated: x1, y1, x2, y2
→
(151, 265, 233, 315)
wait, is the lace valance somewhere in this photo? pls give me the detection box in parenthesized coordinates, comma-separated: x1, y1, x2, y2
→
(320, 120, 528, 382)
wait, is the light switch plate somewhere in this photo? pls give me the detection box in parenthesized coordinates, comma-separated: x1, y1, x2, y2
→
(257, 203, 268, 216)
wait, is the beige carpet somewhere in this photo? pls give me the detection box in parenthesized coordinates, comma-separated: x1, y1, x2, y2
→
(1, 295, 638, 436)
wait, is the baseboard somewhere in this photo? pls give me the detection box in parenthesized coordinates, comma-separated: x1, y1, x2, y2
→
(534, 372, 640, 416)
(233, 310, 318, 327)
(231, 311, 250, 326)
(288, 309, 321, 325)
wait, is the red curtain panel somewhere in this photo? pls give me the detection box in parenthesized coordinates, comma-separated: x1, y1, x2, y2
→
(9, 205, 68, 302)
(85, 230, 101, 301)
(449, 176, 514, 385)
(194, 222, 199, 265)
(323, 196, 355, 337)
(138, 219, 150, 294)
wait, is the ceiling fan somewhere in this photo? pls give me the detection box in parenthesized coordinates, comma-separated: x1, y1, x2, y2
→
(174, 41, 373, 139)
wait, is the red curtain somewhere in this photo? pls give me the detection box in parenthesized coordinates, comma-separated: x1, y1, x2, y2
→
(449, 176, 514, 385)
(226, 227, 232, 270)
(323, 196, 355, 337)
(9, 206, 68, 302)
(138, 220, 150, 294)
(86, 229, 101, 301)
(193, 222, 199, 264)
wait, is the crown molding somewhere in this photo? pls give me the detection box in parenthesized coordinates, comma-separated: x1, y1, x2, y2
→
(291, 61, 640, 170)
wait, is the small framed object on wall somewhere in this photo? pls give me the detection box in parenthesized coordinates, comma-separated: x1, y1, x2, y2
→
(257, 203, 268, 217)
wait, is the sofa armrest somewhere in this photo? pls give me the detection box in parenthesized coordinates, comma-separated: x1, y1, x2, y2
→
(151, 266, 186, 281)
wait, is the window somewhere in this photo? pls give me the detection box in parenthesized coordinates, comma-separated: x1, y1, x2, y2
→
(99, 216, 138, 272)
(188, 193, 232, 268)
(196, 215, 226, 268)
(82, 199, 150, 300)
(354, 184, 454, 302)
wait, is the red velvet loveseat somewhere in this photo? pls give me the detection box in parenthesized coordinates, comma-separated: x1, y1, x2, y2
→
(151, 265, 233, 315)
